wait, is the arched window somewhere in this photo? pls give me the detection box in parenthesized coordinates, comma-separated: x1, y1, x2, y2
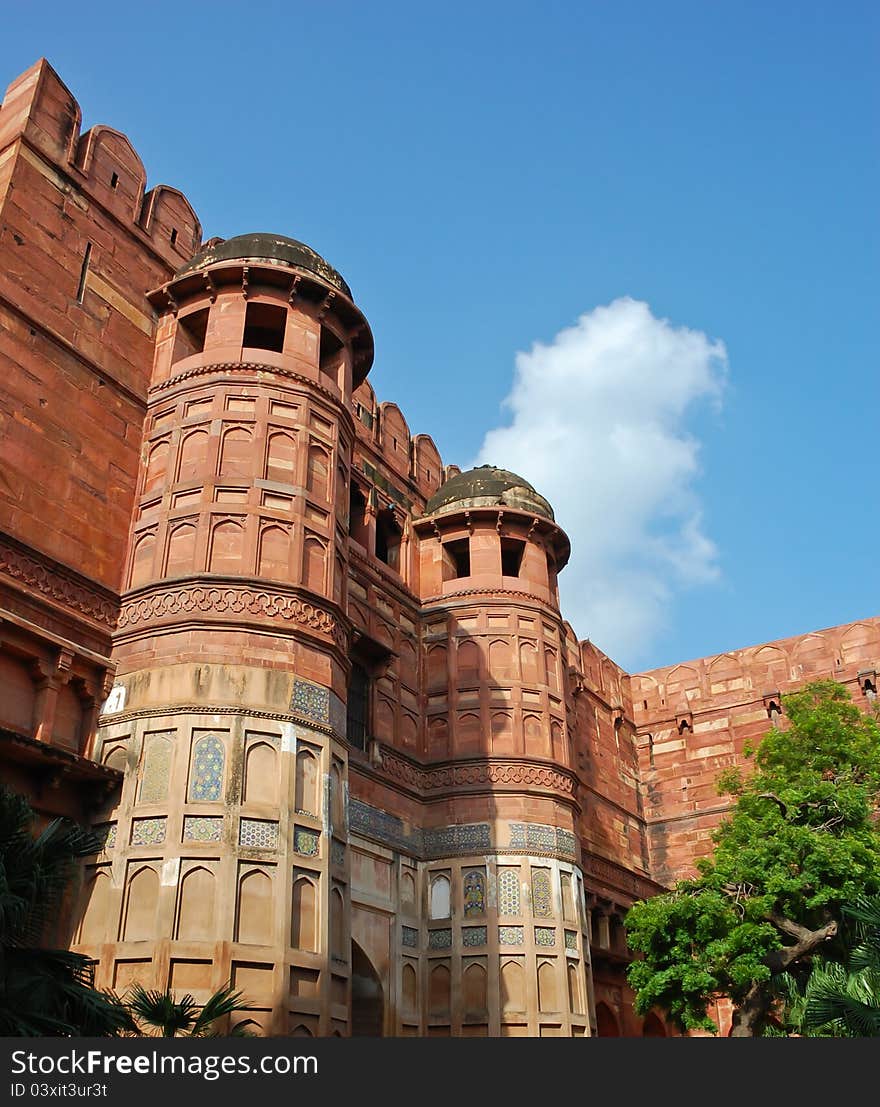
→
(430, 875, 451, 919)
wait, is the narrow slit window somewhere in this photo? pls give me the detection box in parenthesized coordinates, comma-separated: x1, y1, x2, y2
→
(243, 302, 287, 353)
(170, 227, 178, 245)
(110, 172, 119, 190)
(75, 243, 92, 304)
(500, 537, 525, 577)
(346, 662, 369, 751)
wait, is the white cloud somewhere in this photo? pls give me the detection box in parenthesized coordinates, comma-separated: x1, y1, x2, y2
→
(474, 297, 727, 668)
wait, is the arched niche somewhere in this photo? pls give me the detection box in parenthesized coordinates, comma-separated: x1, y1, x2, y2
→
(429, 874, 451, 919)
(294, 747, 319, 815)
(567, 962, 583, 1014)
(209, 519, 244, 574)
(428, 963, 451, 1016)
(218, 426, 252, 478)
(79, 870, 112, 945)
(166, 522, 197, 577)
(537, 960, 558, 1011)
(257, 525, 290, 579)
(176, 866, 215, 941)
(290, 876, 317, 952)
(500, 959, 525, 1013)
(122, 866, 159, 941)
(177, 428, 210, 483)
(462, 961, 487, 1015)
(243, 741, 278, 805)
(266, 431, 297, 484)
(236, 869, 273, 945)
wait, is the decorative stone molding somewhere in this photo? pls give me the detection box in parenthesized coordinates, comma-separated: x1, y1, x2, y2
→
(581, 851, 662, 902)
(0, 534, 118, 629)
(348, 797, 581, 864)
(118, 580, 345, 648)
(377, 749, 577, 800)
(421, 587, 563, 616)
(149, 363, 356, 433)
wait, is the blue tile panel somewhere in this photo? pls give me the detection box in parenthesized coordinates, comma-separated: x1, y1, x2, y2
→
(291, 680, 330, 724)
(189, 735, 224, 801)
(239, 818, 279, 849)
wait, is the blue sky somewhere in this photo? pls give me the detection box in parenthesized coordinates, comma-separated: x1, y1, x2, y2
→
(2, 2, 876, 671)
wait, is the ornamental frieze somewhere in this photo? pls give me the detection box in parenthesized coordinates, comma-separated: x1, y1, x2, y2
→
(378, 749, 576, 798)
(0, 534, 118, 629)
(581, 851, 662, 901)
(118, 581, 343, 646)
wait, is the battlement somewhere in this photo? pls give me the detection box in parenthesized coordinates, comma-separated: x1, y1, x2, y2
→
(0, 58, 201, 267)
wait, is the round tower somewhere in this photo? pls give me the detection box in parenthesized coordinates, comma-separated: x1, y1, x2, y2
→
(81, 234, 372, 1037)
(406, 466, 592, 1036)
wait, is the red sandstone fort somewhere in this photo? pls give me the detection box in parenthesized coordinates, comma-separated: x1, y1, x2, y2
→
(1, 58, 877, 1038)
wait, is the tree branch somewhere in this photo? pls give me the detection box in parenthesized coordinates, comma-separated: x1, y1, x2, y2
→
(757, 792, 788, 817)
(764, 912, 838, 971)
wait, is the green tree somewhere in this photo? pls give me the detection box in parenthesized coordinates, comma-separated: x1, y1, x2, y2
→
(0, 785, 133, 1036)
(625, 680, 880, 1036)
(124, 983, 257, 1037)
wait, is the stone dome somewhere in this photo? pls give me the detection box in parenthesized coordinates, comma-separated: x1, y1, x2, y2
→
(424, 465, 554, 521)
(175, 233, 352, 298)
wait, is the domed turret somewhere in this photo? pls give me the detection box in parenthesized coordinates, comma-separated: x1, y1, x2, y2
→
(424, 465, 554, 521)
(175, 232, 353, 298)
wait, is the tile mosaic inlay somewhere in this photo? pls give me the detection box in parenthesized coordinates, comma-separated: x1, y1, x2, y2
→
(498, 926, 524, 946)
(131, 817, 166, 846)
(328, 691, 347, 737)
(428, 928, 453, 949)
(462, 925, 487, 947)
(531, 869, 553, 918)
(498, 869, 521, 916)
(239, 818, 279, 849)
(189, 735, 225, 801)
(294, 826, 320, 856)
(139, 735, 171, 804)
(565, 929, 578, 951)
(423, 823, 490, 857)
(402, 926, 419, 948)
(556, 829, 577, 858)
(331, 839, 346, 866)
(95, 823, 116, 851)
(291, 680, 330, 724)
(535, 926, 556, 947)
(463, 870, 485, 917)
(183, 816, 223, 842)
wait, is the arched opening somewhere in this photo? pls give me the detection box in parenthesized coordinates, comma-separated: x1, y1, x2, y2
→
(350, 941, 383, 1037)
(642, 1011, 667, 1037)
(595, 1000, 620, 1037)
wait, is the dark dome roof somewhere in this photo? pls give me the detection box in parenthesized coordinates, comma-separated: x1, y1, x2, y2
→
(424, 465, 554, 520)
(175, 233, 352, 298)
